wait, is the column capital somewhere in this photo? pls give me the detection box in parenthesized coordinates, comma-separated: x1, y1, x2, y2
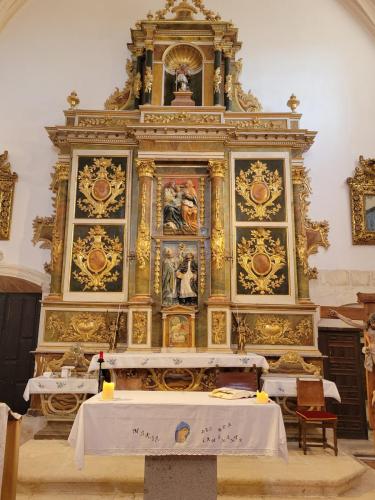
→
(291, 166, 308, 185)
(208, 160, 227, 179)
(51, 161, 70, 190)
(145, 40, 154, 52)
(136, 159, 156, 178)
(134, 47, 144, 57)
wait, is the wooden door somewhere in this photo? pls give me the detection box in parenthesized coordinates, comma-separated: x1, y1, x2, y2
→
(0, 293, 41, 413)
(318, 327, 368, 439)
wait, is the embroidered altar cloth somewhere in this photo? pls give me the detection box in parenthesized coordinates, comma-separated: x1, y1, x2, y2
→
(23, 377, 98, 401)
(87, 352, 269, 372)
(261, 376, 341, 402)
(68, 390, 287, 469)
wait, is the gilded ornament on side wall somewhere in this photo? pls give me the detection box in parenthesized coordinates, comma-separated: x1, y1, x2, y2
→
(235, 160, 284, 221)
(0, 151, 18, 240)
(236, 228, 288, 295)
(132, 311, 148, 344)
(75, 157, 126, 219)
(347, 156, 375, 244)
(71, 225, 123, 292)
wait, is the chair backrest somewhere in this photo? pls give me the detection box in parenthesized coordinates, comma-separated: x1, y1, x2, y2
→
(216, 368, 258, 391)
(297, 378, 325, 409)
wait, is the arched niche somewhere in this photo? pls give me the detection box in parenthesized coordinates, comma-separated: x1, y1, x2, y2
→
(163, 43, 203, 106)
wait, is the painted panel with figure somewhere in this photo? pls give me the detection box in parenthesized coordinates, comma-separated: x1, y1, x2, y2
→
(163, 178, 199, 235)
(161, 242, 199, 306)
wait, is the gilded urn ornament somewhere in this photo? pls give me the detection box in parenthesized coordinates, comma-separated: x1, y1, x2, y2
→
(77, 158, 126, 218)
(237, 228, 286, 294)
(236, 161, 283, 220)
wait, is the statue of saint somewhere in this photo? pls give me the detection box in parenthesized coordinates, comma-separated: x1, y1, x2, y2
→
(175, 64, 191, 92)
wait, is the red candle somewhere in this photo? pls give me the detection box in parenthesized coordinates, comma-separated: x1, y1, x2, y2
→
(99, 351, 103, 359)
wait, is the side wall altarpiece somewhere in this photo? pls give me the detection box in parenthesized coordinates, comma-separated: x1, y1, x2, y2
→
(32, 0, 329, 379)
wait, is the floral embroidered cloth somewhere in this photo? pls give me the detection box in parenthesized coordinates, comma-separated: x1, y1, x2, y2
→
(68, 390, 287, 469)
(88, 352, 269, 371)
(23, 377, 98, 401)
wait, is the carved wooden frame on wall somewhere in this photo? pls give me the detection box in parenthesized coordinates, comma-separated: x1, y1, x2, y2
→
(347, 156, 375, 244)
(0, 151, 18, 240)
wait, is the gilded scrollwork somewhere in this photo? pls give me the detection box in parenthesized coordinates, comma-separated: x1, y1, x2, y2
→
(144, 113, 221, 125)
(232, 59, 262, 112)
(249, 316, 313, 345)
(132, 311, 148, 344)
(211, 189, 225, 270)
(224, 74, 233, 101)
(105, 58, 134, 110)
(211, 311, 226, 345)
(78, 117, 132, 128)
(235, 161, 283, 221)
(136, 184, 151, 269)
(156, 177, 162, 229)
(269, 351, 321, 376)
(237, 228, 286, 295)
(199, 177, 205, 226)
(200, 240, 206, 294)
(72, 225, 123, 291)
(133, 72, 142, 99)
(213, 67, 222, 94)
(226, 119, 283, 130)
(0, 151, 18, 240)
(154, 239, 161, 294)
(32, 216, 55, 249)
(347, 156, 375, 244)
(76, 158, 126, 218)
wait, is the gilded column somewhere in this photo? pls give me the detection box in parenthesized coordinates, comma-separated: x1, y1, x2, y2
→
(49, 158, 70, 297)
(223, 48, 233, 111)
(144, 42, 153, 105)
(209, 160, 227, 299)
(213, 44, 222, 106)
(134, 48, 144, 109)
(292, 164, 310, 302)
(134, 159, 155, 300)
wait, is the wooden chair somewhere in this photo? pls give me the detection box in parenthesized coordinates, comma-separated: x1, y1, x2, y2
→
(215, 365, 259, 391)
(296, 378, 338, 456)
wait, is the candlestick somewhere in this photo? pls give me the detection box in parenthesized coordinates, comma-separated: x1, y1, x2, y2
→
(102, 381, 115, 400)
(97, 352, 104, 392)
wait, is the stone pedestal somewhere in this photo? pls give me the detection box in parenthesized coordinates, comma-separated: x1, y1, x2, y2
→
(171, 91, 195, 106)
(144, 455, 217, 500)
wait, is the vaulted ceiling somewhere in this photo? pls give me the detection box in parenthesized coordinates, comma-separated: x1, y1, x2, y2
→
(0, 0, 375, 37)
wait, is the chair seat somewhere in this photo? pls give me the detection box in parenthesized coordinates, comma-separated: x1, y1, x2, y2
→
(296, 409, 337, 421)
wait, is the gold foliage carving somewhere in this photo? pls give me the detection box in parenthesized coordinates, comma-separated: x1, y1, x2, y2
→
(132, 311, 148, 344)
(224, 74, 233, 101)
(0, 151, 18, 240)
(136, 184, 151, 269)
(199, 177, 205, 226)
(133, 72, 142, 99)
(269, 351, 321, 376)
(32, 216, 55, 249)
(211, 189, 225, 270)
(72, 226, 123, 291)
(144, 113, 221, 125)
(226, 119, 282, 130)
(154, 239, 161, 294)
(212, 311, 226, 345)
(78, 117, 132, 128)
(200, 240, 206, 294)
(105, 59, 134, 110)
(237, 229, 286, 294)
(247, 316, 313, 346)
(213, 67, 222, 94)
(347, 156, 375, 244)
(77, 158, 126, 218)
(236, 161, 282, 220)
(232, 59, 262, 112)
(148, 0, 221, 21)
(45, 311, 126, 343)
(144, 66, 153, 93)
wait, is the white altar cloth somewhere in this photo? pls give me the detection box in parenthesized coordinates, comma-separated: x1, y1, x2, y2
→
(23, 377, 98, 401)
(88, 352, 269, 372)
(0, 403, 9, 492)
(69, 390, 287, 469)
(261, 376, 341, 402)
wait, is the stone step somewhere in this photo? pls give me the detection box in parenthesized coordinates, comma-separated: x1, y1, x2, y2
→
(17, 440, 367, 498)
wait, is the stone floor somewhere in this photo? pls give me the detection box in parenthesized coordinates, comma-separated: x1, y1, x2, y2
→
(13, 418, 375, 500)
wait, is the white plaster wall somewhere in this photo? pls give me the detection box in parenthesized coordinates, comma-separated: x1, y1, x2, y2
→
(0, 0, 374, 298)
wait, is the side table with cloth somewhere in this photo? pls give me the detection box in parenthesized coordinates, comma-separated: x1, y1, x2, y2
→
(69, 391, 287, 500)
(0, 403, 21, 500)
(23, 376, 98, 401)
(261, 376, 341, 402)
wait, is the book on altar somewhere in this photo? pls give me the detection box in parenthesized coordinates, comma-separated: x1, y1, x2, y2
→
(209, 387, 257, 400)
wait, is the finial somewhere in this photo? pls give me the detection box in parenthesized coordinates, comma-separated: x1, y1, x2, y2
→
(147, 11, 154, 20)
(67, 90, 80, 109)
(287, 94, 300, 113)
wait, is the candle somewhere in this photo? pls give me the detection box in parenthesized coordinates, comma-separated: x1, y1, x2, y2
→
(99, 351, 104, 360)
(102, 381, 115, 400)
(256, 390, 269, 404)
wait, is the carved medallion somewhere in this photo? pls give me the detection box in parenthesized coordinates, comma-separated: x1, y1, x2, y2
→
(235, 160, 284, 221)
(76, 157, 126, 218)
(71, 225, 123, 292)
(236, 228, 287, 295)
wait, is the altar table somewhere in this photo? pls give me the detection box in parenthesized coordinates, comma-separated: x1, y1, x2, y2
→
(261, 376, 341, 402)
(0, 403, 21, 500)
(68, 390, 287, 469)
(23, 376, 98, 401)
(87, 352, 269, 371)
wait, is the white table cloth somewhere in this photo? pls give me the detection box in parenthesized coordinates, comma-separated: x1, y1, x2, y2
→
(88, 352, 269, 372)
(23, 377, 98, 401)
(68, 390, 287, 469)
(0, 403, 9, 492)
(261, 376, 341, 402)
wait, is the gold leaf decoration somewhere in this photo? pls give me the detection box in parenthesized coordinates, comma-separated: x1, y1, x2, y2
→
(72, 225, 123, 291)
(0, 151, 18, 240)
(250, 316, 313, 345)
(237, 228, 286, 294)
(236, 161, 282, 221)
(77, 158, 125, 218)
(132, 311, 148, 344)
(211, 311, 226, 345)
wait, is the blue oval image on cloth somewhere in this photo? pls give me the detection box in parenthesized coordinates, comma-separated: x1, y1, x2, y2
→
(175, 421, 191, 443)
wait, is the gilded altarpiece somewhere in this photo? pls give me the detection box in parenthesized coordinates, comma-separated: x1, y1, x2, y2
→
(33, 1, 330, 390)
